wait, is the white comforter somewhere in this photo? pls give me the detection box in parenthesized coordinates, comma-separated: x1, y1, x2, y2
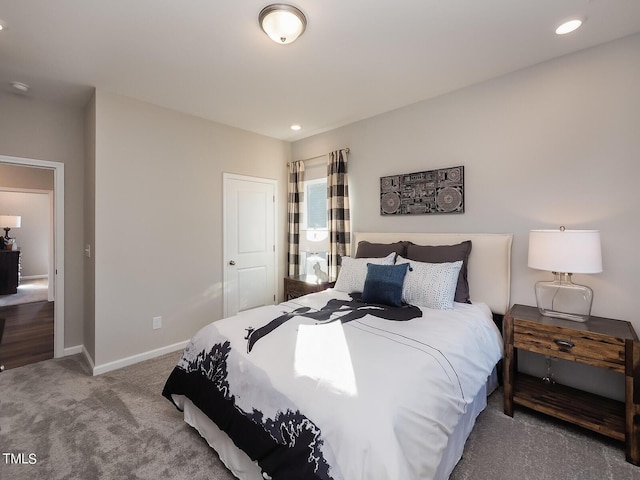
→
(164, 289, 503, 480)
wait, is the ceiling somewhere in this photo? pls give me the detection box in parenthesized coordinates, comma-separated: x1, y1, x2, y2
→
(1, 1, 639, 142)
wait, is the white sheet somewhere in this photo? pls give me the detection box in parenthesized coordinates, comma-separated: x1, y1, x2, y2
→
(175, 371, 496, 480)
(167, 289, 503, 480)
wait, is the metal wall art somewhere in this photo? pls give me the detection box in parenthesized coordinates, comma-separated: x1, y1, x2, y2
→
(380, 166, 464, 215)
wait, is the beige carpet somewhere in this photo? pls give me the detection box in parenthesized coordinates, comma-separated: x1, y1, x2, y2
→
(0, 278, 48, 307)
(1, 352, 639, 480)
(452, 390, 640, 480)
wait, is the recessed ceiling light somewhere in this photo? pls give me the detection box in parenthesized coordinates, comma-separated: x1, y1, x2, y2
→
(556, 19, 583, 35)
(11, 82, 30, 93)
(290, 124, 302, 131)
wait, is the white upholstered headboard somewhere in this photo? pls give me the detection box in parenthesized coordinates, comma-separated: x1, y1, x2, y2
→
(353, 232, 513, 315)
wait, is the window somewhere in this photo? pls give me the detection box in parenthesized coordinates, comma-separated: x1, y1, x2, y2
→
(300, 177, 328, 275)
(303, 178, 327, 230)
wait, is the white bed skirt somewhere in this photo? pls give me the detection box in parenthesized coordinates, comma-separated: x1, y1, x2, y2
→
(171, 368, 498, 480)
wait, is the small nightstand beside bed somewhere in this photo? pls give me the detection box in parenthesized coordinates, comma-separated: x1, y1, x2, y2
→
(163, 232, 513, 480)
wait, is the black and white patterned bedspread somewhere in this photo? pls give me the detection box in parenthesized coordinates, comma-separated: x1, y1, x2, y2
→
(163, 289, 502, 480)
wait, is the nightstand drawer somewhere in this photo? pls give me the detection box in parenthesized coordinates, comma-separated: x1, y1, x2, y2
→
(514, 322, 625, 372)
(286, 282, 312, 299)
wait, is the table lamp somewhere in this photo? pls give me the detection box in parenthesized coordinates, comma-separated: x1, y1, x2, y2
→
(0, 215, 21, 238)
(299, 229, 329, 280)
(528, 227, 602, 322)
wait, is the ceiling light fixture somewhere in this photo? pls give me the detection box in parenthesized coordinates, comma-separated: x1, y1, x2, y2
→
(555, 19, 583, 35)
(290, 124, 302, 131)
(11, 81, 30, 93)
(259, 4, 307, 45)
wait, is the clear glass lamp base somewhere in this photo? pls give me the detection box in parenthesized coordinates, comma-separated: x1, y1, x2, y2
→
(535, 272, 594, 322)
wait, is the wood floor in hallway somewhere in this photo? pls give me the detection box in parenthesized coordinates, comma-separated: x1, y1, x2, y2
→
(0, 300, 54, 370)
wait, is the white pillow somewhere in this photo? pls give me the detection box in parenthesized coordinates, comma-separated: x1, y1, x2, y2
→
(334, 253, 396, 293)
(396, 256, 463, 310)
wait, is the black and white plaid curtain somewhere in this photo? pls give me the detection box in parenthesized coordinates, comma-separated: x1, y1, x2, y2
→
(327, 149, 351, 278)
(287, 161, 305, 276)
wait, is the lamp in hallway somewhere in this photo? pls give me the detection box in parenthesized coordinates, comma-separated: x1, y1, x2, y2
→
(0, 215, 21, 238)
(0, 215, 21, 250)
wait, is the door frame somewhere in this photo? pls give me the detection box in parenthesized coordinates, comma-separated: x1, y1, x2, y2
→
(0, 154, 65, 358)
(222, 172, 277, 318)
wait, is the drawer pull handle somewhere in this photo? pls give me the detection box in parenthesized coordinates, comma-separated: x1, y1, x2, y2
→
(554, 339, 575, 348)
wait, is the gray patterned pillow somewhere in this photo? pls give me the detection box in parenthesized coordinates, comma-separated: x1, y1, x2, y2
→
(396, 256, 463, 310)
(334, 253, 396, 293)
(405, 241, 472, 303)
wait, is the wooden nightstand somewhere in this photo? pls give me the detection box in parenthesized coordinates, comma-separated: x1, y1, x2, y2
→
(503, 304, 640, 465)
(284, 275, 336, 301)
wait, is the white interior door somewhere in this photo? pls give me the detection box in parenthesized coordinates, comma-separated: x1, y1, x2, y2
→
(223, 173, 277, 317)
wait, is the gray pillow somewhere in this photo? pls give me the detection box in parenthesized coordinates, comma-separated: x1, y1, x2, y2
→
(355, 241, 408, 259)
(405, 241, 472, 304)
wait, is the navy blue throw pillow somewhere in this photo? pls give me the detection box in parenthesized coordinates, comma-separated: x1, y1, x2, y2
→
(361, 263, 409, 307)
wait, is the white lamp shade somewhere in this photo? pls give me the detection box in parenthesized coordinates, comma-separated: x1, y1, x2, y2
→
(528, 229, 602, 274)
(0, 215, 21, 228)
(259, 4, 307, 44)
(299, 229, 329, 253)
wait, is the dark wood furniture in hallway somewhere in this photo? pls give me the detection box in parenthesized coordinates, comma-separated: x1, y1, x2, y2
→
(0, 250, 21, 294)
(0, 300, 54, 370)
(0, 317, 5, 372)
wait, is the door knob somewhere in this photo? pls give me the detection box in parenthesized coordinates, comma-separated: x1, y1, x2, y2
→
(229, 260, 236, 266)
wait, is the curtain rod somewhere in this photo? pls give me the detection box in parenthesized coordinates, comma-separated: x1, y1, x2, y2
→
(287, 148, 350, 167)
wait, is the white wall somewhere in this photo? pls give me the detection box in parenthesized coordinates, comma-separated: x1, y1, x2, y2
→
(0, 164, 55, 190)
(0, 190, 50, 277)
(0, 91, 85, 348)
(91, 89, 290, 369)
(292, 34, 640, 399)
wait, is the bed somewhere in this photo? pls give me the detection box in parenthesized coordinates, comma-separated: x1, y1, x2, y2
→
(163, 232, 513, 480)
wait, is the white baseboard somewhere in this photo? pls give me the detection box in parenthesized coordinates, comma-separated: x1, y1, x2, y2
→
(63, 345, 83, 356)
(83, 345, 96, 372)
(61, 341, 187, 376)
(63, 344, 96, 372)
(92, 340, 189, 376)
